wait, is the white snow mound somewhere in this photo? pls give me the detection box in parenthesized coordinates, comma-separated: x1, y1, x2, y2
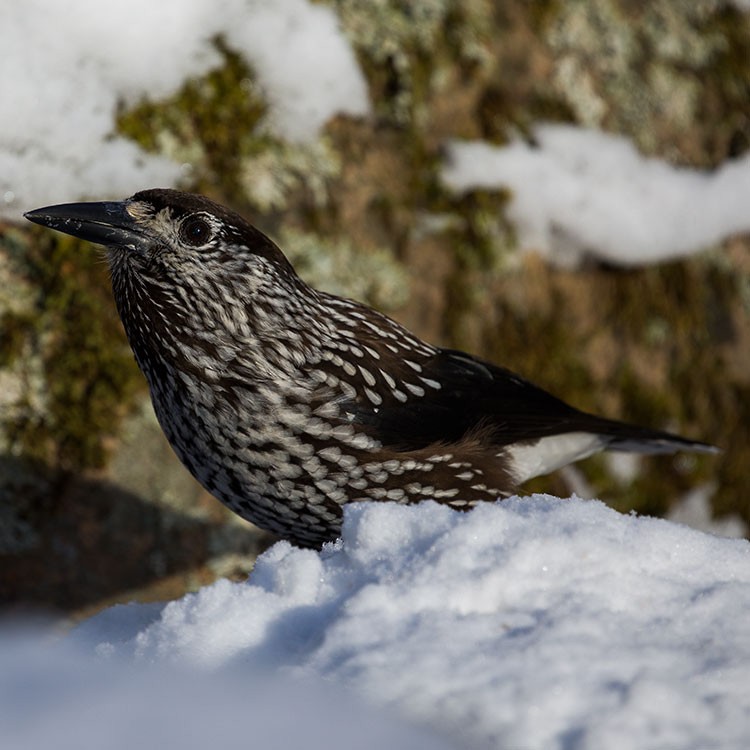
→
(2, 495, 745, 750)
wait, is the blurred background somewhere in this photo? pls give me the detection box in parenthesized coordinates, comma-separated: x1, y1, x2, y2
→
(1, 0, 748, 620)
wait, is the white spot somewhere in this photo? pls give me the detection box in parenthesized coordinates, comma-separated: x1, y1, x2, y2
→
(405, 383, 425, 397)
(363, 346, 380, 360)
(277, 462, 303, 479)
(316, 479, 338, 494)
(303, 418, 332, 438)
(340, 381, 358, 399)
(328, 489, 347, 503)
(419, 377, 442, 390)
(349, 432, 376, 449)
(433, 488, 460, 499)
(304, 485, 321, 500)
(506, 432, 608, 483)
(358, 366, 376, 386)
(365, 388, 383, 405)
(276, 479, 294, 494)
(380, 369, 396, 388)
(331, 424, 354, 440)
(302, 457, 329, 481)
(456, 471, 475, 481)
(309, 369, 328, 384)
(427, 453, 453, 463)
(313, 402, 340, 419)
(392, 389, 408, 403)
(404, 360, 423, 372)
(338, 454, 357, 470)
(319, 446, 342, 463)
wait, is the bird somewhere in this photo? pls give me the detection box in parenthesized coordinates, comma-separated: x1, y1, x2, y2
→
(25, 189, 717, 548)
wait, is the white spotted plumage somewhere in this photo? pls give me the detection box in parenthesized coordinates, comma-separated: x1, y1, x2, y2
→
(25, 188, 716, 547)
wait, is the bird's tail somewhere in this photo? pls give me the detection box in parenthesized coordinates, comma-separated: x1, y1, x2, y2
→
(603, 425, 719, 455)
(505, 417, 717, 485)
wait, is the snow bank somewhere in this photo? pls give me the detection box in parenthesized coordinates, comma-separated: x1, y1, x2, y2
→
(0, 0, 369, 217)
(442, 125, 750, 266)
(3, 496, 749, 749)
(0, 636, 450, 750)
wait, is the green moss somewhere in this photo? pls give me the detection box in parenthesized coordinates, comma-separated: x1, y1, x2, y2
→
(433, 242, 738, 517)
(712, 382, 750, 521)
(431, 188, 514, 346)
(477, 87, 577, 142)
(694, 7, 750, 160)
(461, 189, 516, 267)
(330, 0, 446, 124)
(540, 0, 750, 163)
(117, 39, 348, 220)
(0, 311, 34, 368)
(2, 230, 142, 470)
(238, 139, 342, 214)
(117, 41, 270, 199)
(330, 0, 493, 128)
(279, 228, 409, 311)
(482, 290, 595, 402)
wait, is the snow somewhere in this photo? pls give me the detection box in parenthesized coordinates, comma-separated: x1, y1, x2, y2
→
(0, 0, 369, 217)
(3, 496, 750, 749)
(0, 636, 451, 750)
(442, 124, 750, 266)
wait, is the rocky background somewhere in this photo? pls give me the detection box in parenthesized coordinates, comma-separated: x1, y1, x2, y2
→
(1, 0, 748, 619)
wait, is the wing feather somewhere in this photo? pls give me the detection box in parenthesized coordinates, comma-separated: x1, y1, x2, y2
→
(344, 348, 715, 455)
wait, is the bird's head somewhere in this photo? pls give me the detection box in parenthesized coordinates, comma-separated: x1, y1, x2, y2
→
(24, 188, 297, 289)
(25, 188, 314, 365)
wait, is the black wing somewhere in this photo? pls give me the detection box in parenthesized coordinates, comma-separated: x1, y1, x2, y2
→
(348, 348, 715, 455)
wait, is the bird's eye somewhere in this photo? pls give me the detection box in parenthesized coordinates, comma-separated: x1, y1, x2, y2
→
(179, 216, 212, 246)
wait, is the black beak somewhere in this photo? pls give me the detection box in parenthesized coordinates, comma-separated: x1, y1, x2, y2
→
(24, 200, 144, 248)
